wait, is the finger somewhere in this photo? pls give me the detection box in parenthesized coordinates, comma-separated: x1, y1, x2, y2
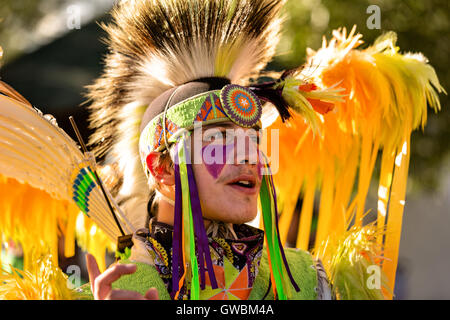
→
(97, 264, 137, 286)
(106, 289, 147, 300)
(94, 264, 137, 300)
(85, 253, 101, 294)
(144, 287, 159, 300)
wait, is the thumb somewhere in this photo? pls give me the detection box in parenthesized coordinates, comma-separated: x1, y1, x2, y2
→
(145, 287, 159, 300)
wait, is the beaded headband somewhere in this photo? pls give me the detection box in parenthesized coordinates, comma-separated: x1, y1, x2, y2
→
(139, 84, 263, 176)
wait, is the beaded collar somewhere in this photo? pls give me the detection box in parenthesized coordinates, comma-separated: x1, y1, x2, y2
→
(134, 218, 265, 300)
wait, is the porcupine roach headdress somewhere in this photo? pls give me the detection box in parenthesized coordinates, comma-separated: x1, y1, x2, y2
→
(86, 0, 345, 300)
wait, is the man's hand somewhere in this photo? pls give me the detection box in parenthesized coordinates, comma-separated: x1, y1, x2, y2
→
(86, 253, 159, 300)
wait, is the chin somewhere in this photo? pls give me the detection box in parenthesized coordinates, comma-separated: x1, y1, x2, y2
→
(215, 206, 258, 225)
(201, 196, 258, 225)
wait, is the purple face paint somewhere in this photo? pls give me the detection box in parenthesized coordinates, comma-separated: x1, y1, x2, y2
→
(201, 143, 234, 179)
(201, 142, 265, 180)
(257, 150, 265, 180)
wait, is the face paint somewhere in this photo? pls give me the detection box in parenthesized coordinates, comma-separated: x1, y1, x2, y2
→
(201, 142, 264, 180)
(257, 150, 265, 180)
(201, 143, 234, 179)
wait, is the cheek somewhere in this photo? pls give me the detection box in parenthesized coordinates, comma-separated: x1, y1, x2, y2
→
(203, 161, 225, 180)
(193, 166, 223, 215)
(201, 145, 265, 181)
(201, 144, 233, 179)
(192, 163, 220, 196)
(257, 152, 264, 181)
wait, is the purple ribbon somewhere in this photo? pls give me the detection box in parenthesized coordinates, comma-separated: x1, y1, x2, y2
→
(171, 148, 184, 299)
(185, 144, 218, 290)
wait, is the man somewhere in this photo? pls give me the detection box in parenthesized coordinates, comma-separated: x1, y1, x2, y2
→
(84, 80, 332, 300)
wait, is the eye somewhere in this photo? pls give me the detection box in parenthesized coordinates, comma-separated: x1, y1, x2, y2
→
(203, 130, 224, 143)
(224, 131, 236, 144)
(249, 134, 259, 145)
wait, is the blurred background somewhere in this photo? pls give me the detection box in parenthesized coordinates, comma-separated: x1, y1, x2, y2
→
(0, 0, 448, 299)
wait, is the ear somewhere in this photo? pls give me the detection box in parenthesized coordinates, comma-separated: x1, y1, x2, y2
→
(146, 152, 175, 186)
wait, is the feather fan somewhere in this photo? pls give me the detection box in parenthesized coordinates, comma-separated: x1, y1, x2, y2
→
(0, 92, 133, 271)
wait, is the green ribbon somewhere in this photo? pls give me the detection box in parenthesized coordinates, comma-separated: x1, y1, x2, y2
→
(260, 173, 287, 300)
(177, 133, 200, 300)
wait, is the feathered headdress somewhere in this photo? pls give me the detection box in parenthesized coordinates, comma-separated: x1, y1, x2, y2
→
(86, 0, 286, 230)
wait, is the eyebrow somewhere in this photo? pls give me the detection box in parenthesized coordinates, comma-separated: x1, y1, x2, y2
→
(202, 123, 261, 145)
(203, 122, 236, 130)
(204, 122, 260, 131)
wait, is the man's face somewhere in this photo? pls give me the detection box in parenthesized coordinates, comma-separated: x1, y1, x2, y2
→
(190, 122, 262, 225)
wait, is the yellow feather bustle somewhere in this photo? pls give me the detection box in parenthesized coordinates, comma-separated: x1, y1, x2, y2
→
(313, 220, 391, 300)
(270, 26, 445, 299)
(0, 175, 114, 274)
(0, 250, 75, 300)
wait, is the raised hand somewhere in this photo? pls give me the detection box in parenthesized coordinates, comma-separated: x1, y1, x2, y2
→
(85, 253, 159, 300)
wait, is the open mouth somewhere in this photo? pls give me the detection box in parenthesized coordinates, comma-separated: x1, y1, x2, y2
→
(226, 175, 258, 195)
(230, 180, 255, 188)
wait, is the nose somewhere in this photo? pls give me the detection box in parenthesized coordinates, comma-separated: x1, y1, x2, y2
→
(234, 134, 259, 166)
